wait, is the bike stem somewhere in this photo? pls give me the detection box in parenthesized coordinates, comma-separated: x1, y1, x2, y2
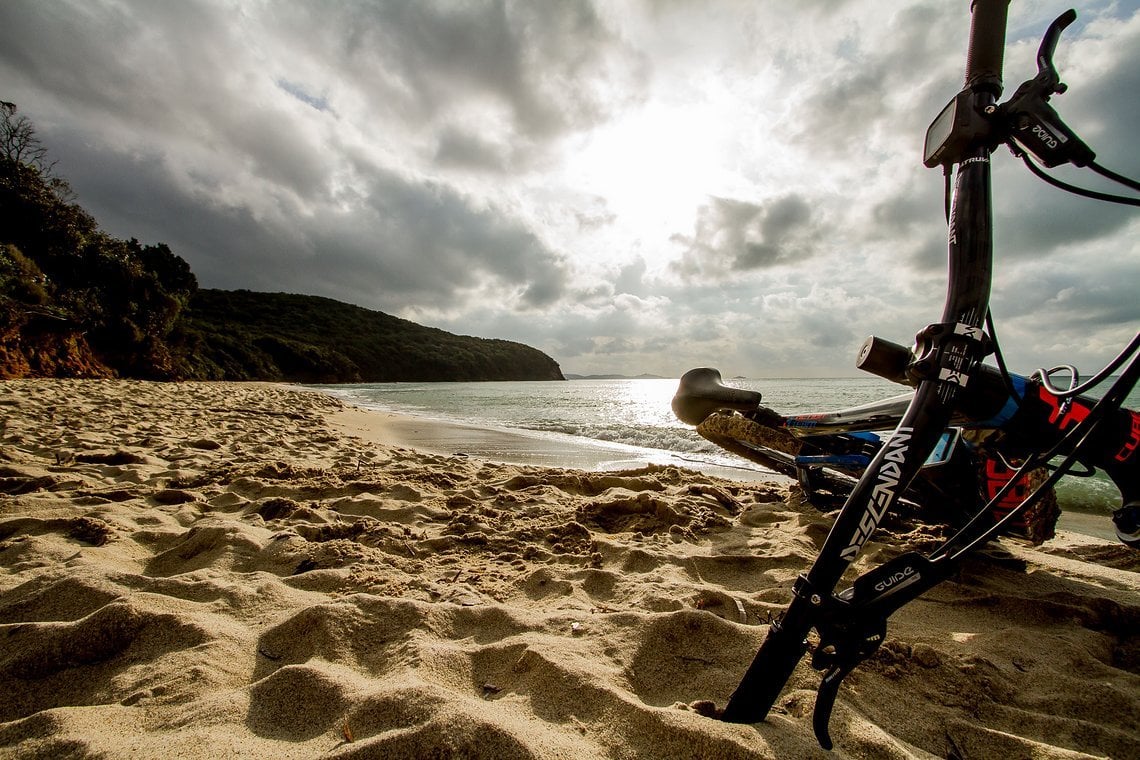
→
(721, 0, 1010, 748)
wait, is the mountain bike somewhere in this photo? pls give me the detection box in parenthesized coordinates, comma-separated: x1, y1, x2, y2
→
(671, 2, 1140, 748)
(673, 364, 1066, 544)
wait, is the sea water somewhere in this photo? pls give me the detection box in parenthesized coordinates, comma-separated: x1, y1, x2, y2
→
(317, 376, 1136, 518)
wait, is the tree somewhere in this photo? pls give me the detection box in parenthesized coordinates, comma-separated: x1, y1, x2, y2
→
(1, 101, 74, 201)
(0, 104, 199, 378)
(1, 102, 50, 169)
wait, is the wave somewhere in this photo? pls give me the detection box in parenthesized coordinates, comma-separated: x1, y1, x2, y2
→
(320, 381, 1121, 517)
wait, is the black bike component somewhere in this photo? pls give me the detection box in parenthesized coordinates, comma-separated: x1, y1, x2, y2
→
(807, 552, 954, 747)
(999, 10, 1094, 168)
(788, 551, 948, 748)
(990, 11, 1140, 199)
(722, 0, 1009, 742)
(810, 618, 882, 749)
(964, 0, 1011, 94)
(856, 335, 912, 383)
(671, 367, 763, 426)
(1014, 146, 1140, 206)
(907, 322, 993, 387)
(1089, 161, 1140, 194)
(923, 0, 1011, 168)
(923, 90, 994, 168)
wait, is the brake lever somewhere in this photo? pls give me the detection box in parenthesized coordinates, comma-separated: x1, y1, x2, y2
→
(810, 618, 886, 750)
(1035, 8, 1076, 92)
(998, 9, 1094, 167)
(807, 551, 944, 747)
(813, 665, 849, 750)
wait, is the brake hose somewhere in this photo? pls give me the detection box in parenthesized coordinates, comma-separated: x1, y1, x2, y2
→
(1012, 142, 1140, 206)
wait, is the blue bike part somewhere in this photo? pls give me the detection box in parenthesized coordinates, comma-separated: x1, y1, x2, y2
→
(975, 372, 1027, 428)
(795, 454, 873, 468)
(925, 429, 961, 467)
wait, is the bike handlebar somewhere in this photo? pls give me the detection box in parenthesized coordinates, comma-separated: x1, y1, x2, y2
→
(966, 0, 1011, 93)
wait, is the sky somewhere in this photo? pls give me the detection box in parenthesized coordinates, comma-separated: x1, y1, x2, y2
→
(1, 0, 1137, 378)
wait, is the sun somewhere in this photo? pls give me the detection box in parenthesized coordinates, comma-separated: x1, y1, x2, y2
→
(568, 100, 732, 237)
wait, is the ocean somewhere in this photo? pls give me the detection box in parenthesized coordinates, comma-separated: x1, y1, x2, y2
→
(315, 376, 1135, 518)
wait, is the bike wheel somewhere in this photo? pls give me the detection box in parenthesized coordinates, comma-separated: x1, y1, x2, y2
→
(983, 463, 1060, 545)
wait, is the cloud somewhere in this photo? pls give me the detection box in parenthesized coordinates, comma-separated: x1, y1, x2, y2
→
(671, 194, 821, 278)
(264, 0, 647, 151)
(0, 0, 1136, 378)
(433, 128, 515, 172)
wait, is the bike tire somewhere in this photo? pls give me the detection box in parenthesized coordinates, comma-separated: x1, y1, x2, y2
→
(696, 413, 857, 496)
(986, 465, 1060, 545)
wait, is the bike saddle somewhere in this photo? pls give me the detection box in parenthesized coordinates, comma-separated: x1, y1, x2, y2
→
(672, 367, 763, 426)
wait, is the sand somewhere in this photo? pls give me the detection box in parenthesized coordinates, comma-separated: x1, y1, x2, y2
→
(0, 379, 1137, 759)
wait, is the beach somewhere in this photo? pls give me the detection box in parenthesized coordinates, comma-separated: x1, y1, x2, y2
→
(1, 380, 1137, 758)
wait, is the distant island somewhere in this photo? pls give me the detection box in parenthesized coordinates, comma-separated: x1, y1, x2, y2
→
(0, 104, 562, 383)
(563, 373, 667, 380)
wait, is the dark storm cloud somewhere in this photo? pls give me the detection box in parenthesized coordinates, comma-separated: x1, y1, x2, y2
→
(0, 0, 611, 315)
(40, 119, 570, 313)
(671, 194, 820, 277)
(265, 0, 646, 147)
(290, 169, 572, 311)
(348, 166, 571, 308)
(0, 2, 232, 121)
(0, 0, 1135, 378)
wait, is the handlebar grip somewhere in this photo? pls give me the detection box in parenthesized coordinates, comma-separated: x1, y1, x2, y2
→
(965, 0, 1011, 94)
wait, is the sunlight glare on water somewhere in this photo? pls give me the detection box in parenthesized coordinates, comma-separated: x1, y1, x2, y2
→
(320, 375, 1136, 516)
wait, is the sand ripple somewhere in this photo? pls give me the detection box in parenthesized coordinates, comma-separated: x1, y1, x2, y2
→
(0, 380, 1137, 758)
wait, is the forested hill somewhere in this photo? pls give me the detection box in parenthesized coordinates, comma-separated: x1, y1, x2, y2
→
(181, 289, 564, 383)
(0, 103, 563, 383)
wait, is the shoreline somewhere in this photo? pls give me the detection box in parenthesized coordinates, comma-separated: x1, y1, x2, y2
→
(327, 401, 775, 482)
(320, 388, 1119, 542)
(1, 379, 1137, 759)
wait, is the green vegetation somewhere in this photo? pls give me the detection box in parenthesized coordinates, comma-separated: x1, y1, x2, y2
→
(179, 289, 563, 382)
(0, 103, 563, 382)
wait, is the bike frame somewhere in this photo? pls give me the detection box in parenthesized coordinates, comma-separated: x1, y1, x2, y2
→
(716, 1, 1140, 747)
